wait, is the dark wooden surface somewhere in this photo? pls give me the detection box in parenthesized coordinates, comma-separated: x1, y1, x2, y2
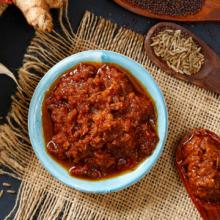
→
(0, 0, 220, 218)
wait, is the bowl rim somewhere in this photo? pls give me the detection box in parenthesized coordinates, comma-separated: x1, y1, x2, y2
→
(28, 50, 168, 194)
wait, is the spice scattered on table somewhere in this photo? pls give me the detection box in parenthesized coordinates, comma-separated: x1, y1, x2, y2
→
(0, 190, 3, 198)
(125, 0, 204, 16)
(2, 182, 11, 187)
(150, 29, 205, 75)
(6, 190, 16, 194)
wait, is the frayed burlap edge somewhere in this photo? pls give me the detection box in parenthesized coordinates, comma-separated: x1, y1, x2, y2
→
(1, 1, 220, 219)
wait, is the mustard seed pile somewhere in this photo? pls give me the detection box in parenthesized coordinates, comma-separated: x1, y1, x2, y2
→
(150, 29, 205, 75)
(126, 0, 204, 16)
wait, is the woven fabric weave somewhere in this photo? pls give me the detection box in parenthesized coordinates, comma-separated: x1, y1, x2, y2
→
(1, 9, 220, 220)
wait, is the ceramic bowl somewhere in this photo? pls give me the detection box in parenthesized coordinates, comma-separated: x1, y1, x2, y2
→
(28, 50, 168, 194)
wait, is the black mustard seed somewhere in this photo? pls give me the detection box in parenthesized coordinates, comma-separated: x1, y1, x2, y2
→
(125, 0, 204, 16)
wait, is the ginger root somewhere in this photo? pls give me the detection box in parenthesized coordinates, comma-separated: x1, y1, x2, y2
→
(13, 0, 63, 32)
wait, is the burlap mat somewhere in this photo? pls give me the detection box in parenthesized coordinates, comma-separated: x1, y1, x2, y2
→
(1, 7, 220, 220)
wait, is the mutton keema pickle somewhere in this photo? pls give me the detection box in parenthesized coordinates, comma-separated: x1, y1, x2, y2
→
(42, 62, 158, 180)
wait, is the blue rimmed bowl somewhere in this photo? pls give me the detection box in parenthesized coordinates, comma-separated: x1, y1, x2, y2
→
(28, 50, 168, 194)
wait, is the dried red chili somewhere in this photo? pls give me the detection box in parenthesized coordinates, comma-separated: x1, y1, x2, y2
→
(43, 63, 158, 180)
(176, 129, 220, 219)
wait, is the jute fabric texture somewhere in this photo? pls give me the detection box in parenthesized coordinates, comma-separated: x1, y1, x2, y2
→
(1, 8, 220, 220)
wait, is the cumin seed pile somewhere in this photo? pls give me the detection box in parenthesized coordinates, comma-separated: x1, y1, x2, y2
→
(150, 29, 205, 75)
